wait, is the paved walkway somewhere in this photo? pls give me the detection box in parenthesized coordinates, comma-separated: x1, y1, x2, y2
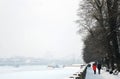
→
(85, 67, 120, 79)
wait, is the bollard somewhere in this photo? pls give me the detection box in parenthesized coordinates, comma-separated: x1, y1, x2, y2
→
(73, 74, 78, 76)
(75, 77, 80, 79)
(71, 75, 80, 79)
(69, 76, 74, 78)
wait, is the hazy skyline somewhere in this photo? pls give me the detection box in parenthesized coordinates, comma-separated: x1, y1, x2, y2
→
(0, 0, 83, 61)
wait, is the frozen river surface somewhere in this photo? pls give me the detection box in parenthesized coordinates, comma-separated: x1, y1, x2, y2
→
(0, 66, 82, 79)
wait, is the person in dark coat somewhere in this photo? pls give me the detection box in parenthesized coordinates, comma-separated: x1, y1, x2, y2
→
(97, 63, 101, 74)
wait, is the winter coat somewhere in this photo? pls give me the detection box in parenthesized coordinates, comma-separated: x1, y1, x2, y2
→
(97, 64, 101, 70)
(92, 64, 97, 70)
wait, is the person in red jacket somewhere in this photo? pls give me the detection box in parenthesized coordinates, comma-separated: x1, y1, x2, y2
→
(92, 63, 97, 74)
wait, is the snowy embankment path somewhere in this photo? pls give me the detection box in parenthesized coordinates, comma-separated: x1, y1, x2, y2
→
(86, 67, 120, 79)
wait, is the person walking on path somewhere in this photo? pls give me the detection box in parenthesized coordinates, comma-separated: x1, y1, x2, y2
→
(92, 63, 97, 74)
(97, 63, 101, 74)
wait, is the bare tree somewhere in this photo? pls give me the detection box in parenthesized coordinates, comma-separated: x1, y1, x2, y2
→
(77, 0, 120, 71)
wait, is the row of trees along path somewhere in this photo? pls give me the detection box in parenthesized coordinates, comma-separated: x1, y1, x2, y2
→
(77, 0, 120, 72)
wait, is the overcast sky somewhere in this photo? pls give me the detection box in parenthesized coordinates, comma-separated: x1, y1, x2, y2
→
(0, 0, 83, 61)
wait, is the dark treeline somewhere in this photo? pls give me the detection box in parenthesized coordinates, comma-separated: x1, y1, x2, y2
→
(77, 0, 120, 71)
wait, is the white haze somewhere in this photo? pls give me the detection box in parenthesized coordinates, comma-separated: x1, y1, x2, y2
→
(0, 0, 83, 61)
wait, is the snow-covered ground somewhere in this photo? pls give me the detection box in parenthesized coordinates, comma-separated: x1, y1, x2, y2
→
(0, 65, 83, 79)
(2, 65, 120, 79)
(86, 67, 120, 79)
